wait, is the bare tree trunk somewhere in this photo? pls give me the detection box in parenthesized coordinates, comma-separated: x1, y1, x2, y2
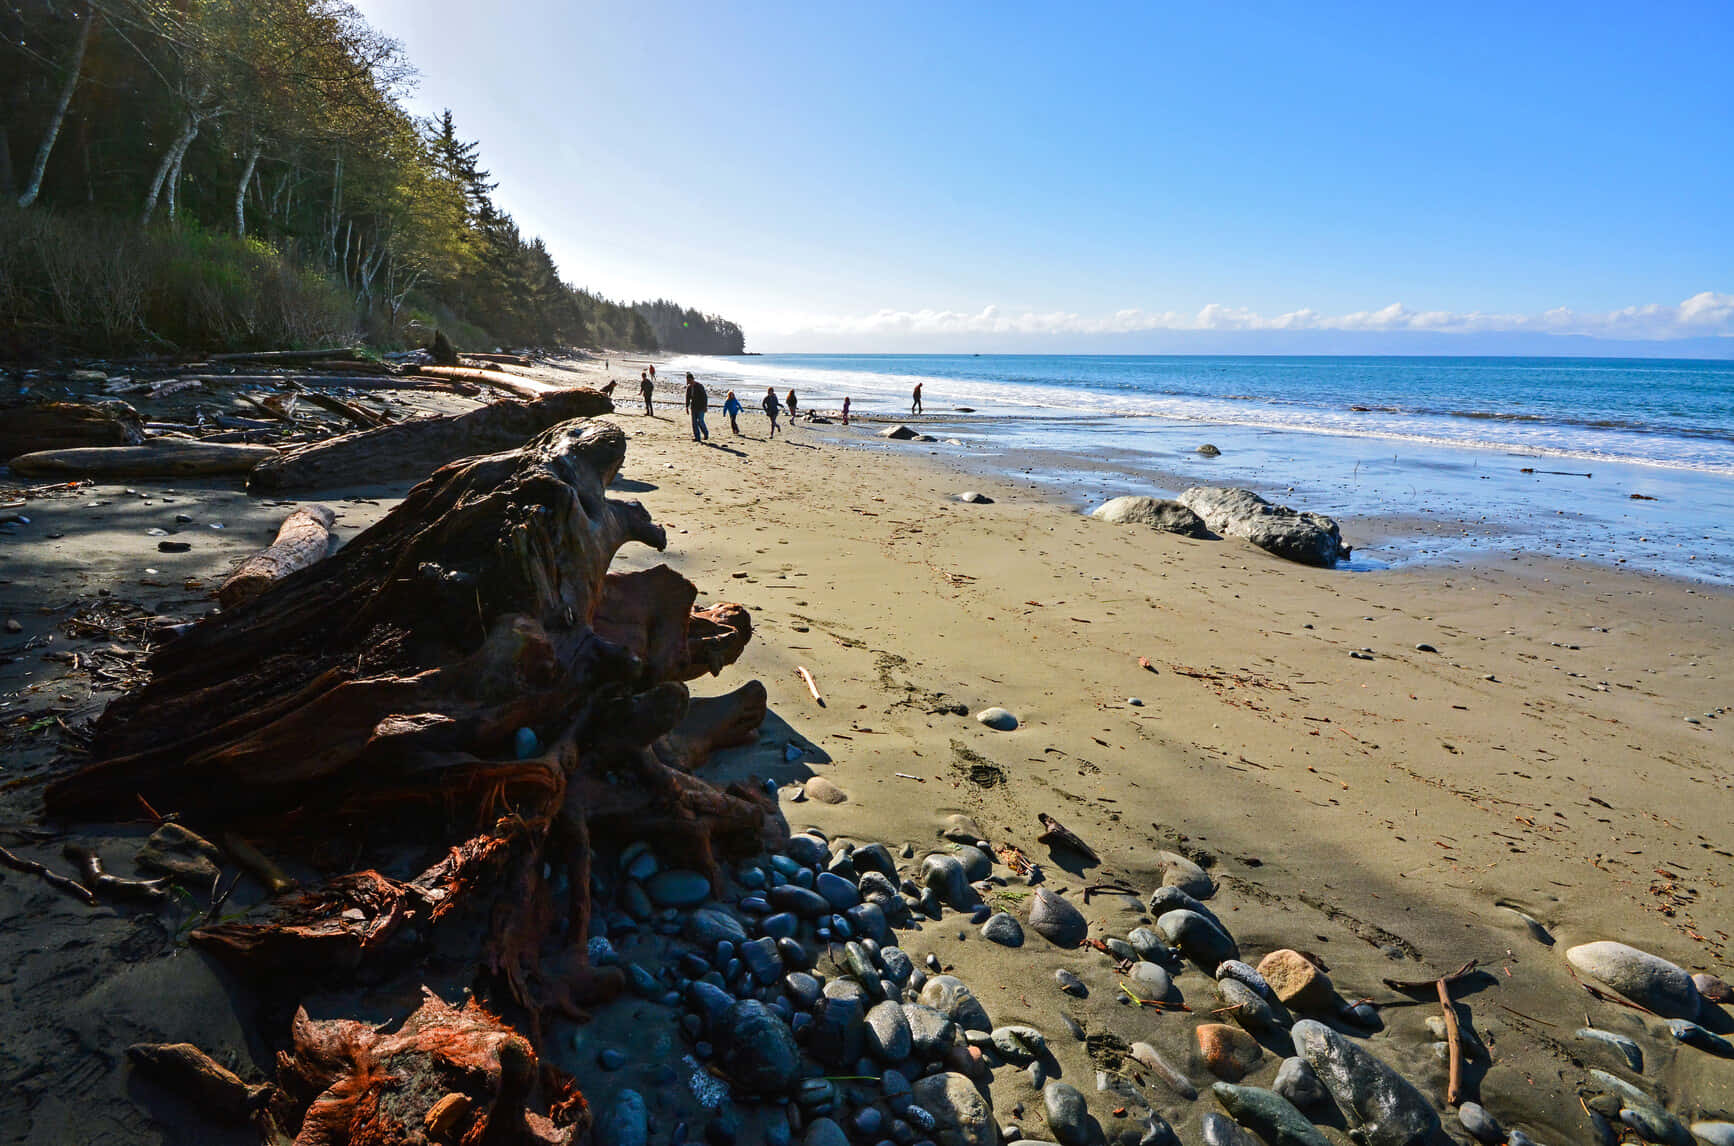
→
(0, 126, 13, 199)
(166, 142, 188, 224)
(235, 143, 261, 237)
(17, 6, 95, 208)
(142, 115, 198, 227)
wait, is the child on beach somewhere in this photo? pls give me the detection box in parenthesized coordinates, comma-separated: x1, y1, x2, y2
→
(841, 396, 851, 425)
(723, 390, 743, 434)
(787, 389, 799, 417)
(684, 373, 709, 441)
(762, 387, 781, 436)
(640, 371, 654, 415)
(911, 382, 923, 414)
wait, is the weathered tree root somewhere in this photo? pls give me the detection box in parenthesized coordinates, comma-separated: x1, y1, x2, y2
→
(48, 417, 778, 1140)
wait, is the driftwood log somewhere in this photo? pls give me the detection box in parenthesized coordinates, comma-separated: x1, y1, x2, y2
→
(49, 418, 774, 1143)
(247, 388, 611, 492)
(218, 505, 337, 609)
(0, 399, 146, 459)
(9, 439, 279, 477)
(413, 365, 555, 398)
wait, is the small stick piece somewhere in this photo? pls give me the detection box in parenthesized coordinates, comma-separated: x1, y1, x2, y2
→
(1383, 959, 1478, 992)
(222, 832, 298, 897)
(797, 665, 823, 704)
(1438, 977, 1464, 1107)
(0, 844, 98, 905)
(1036, 812, 1100, 862)
(63, 843, 170, 904)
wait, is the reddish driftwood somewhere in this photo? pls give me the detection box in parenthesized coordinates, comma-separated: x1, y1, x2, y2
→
(0, 399, 145, 459)
(246, 388, 610, 492)
(218, 504, 336, 609)
(49, 418, 774, 1050)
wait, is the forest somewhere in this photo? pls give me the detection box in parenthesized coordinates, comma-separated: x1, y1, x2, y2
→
(0, 0, 744, 357)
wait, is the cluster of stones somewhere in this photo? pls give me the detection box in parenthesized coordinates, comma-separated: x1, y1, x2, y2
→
(581, 823, 1729, 1146)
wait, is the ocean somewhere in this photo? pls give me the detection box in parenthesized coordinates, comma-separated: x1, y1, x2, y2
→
(661, 354, 1734, 584)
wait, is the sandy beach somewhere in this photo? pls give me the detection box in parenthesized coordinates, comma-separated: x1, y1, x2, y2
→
(3, 358, 1731, 1144)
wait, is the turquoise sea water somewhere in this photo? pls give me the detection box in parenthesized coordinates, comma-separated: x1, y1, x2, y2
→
(663, 354, 1734, 583)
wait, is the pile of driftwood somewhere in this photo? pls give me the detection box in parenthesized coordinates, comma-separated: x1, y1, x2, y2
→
(2, 346, 579, 479)
(24, 382, 776, 1141)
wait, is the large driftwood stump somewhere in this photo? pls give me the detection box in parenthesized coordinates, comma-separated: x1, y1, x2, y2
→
(49, 418, 774, 1090)
(247, 388, 611, 491)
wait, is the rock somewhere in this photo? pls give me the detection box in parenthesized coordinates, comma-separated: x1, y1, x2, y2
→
(804, 776, 849, 804)
(1155, 909, 1238, 971)
(1216, 960, 1277, 1003)
(597, 1088, 649, 1146)
(1127, 927, 1176, 965)
(1200, 1112, 1258, 1146)
(1566, 941, 1702, 1020)
(941, 814, 985, 843)
(812, 990, 867, 1066)
(976, 707, 1018, 731)
(1197, 444, 1221, 456)
(1042, 1081, 1094, 1146)
(815, 870, 861, 911)
(1146, 886, 1219, 926)
(1211, 1083, 1330, 1146)
(880, 424, 921, 440)
(1128, 1041, 1195, 1100)
(1694, 973, 1734, 1003)
(912, 1071, 997, 1146)
(1055, 969, 1087, 997)
(952, 844, 994, 880)
(685, 908, 747, 946)
(1029, 888, 1088, 947)
(1574, 1027, 1643, 1072)
(1090, 496, 1211, 539)
(990, 1025, 1048, 1064)
(867, 999, 914, 1062)
(786, 833, 831, 868)
(1292, 1019, 1441, 1146)
(982, 912, 1025, 947)
(1177, 486, 1351, 567)
(803, 1118, 850, 1146)
(904, 1002, 958, 1057)
(957, 491, 994, 504)
(1457, 1102, 1504, 1145)
(922, 854, 975, 910)
(1271, 1057, 1326, 1109)
(919, 975, 992, 1032)
(716, 999, 802, 1094)
(1669, 1019, 1734, 1056)
(784, 971, 823, 1009)
(1125, 961, 1174, 1002)
(1691, 1123, 1734, 1146)
(1218, 977, 1284, 1033)
(770, 884, 832, 918)
(881, 946, 914, 985)
(1197, 1023, 1263, 1081)
(1156, 850, 1215, 898)
(646, 868, 712, 908)
(1256, 950, 1335, 1012)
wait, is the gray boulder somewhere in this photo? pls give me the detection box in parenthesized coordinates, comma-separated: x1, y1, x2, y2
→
(1029, 887, 1089, 947)
(911, 1071, 996, 1146)
(1178, 486, 1351, 567)
(1566, 941, 1701, 1020)
(1090, 496, 1212, 538)
(1292, 1019, 1441, 1146)
(715, 1000, 802, 1094)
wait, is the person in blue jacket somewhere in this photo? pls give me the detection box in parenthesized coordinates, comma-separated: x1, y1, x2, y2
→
(722, 390, 744, 435)
(762, 386, 782, 437)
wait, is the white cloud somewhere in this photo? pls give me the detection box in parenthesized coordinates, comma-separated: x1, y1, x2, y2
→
(775, 292, 1734, 341)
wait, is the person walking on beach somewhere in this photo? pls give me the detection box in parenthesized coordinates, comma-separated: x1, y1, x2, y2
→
(722, 390, 743, 435)
(684, 372, 709, 442)
(841, 396, 851, 425)
(640, 370, 654, 415)
(786, 389, 799, 417)
(911, 382, 923, 415)
(762, 387, 782, 437)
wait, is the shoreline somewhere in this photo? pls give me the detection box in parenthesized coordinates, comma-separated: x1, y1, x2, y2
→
(3, 357, 1732, 1143)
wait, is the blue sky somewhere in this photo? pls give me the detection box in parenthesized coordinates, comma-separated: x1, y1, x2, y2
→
(351, 1, 1732, 353)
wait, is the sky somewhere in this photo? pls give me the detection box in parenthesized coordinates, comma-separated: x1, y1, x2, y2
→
(349, 1, 1733, 354)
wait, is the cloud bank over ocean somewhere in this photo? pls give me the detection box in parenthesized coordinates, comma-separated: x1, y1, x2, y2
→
(774, 291, 1734, 345)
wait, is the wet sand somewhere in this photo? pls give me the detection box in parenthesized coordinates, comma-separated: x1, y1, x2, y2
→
(2, 356, 1731, 1142)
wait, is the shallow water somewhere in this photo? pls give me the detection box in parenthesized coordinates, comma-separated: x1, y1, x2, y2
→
(666, 353, 1734, 584)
